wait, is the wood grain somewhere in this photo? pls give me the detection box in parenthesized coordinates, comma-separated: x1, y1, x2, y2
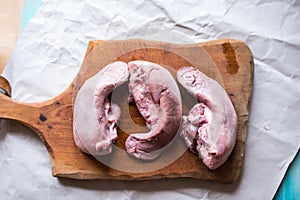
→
(0, 39, 253, 183)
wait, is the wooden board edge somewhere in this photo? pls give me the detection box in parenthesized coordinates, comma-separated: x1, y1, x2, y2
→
(52, 170, 234, 184)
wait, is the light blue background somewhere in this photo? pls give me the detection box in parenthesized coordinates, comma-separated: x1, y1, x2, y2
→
(20, 1, 299, 199)
(20, 0, 42, 32)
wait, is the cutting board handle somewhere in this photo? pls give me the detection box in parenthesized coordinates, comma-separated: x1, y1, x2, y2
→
(0, 75, 51, 135)
(0, 74, 73, 149)
(0, 76, 11, 97)
(0, 75, 33, 129)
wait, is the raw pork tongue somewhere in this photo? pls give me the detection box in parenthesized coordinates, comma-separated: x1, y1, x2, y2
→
(177, 66, 237, 169)
(126, 61, 182, 160)
(73, 61, 129, 155)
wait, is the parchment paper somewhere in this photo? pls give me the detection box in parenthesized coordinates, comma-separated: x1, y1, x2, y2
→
(1, 0, 300, 199)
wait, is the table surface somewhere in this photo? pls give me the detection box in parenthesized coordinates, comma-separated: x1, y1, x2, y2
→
(0, 0, 299, 199)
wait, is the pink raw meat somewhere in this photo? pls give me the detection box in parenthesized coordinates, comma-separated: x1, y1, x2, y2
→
(73, 61, 129, 155)
(125, 61, 182, 160)
(177, 66, 237, 169)
(73, 60, 182, 161)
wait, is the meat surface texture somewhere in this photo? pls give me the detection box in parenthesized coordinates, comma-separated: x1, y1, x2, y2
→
(73, 61, 129, 155)
(177, 66, 237, 169)
(125, 61, 182, 160)
(74, 60, 182, 160)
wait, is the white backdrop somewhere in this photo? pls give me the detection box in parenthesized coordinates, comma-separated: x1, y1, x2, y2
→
(1, 0, 300, 199)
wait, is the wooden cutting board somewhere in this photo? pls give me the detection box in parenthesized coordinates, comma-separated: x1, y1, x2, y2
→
(0, 39, 253, 183)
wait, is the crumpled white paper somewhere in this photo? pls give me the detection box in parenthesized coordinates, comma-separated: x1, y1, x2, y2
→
(1, 0, 300, 199)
